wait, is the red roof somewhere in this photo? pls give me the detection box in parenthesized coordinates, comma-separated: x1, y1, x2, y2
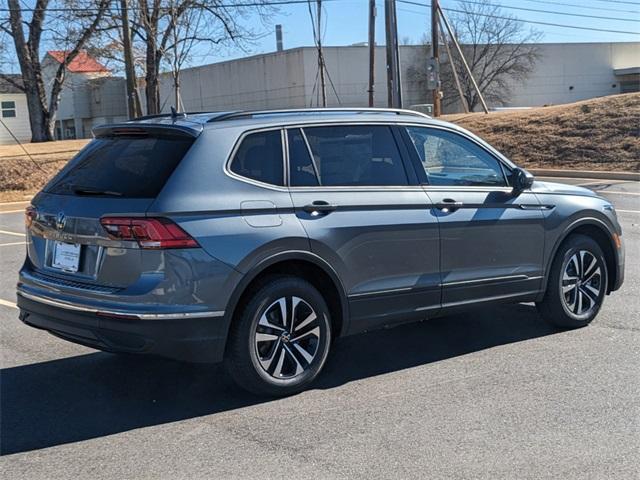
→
(47, 50, 109, 73)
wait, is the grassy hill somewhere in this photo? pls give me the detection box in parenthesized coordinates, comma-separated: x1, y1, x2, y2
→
(445, 93, 639, 172)
(1, 93, 638, 201)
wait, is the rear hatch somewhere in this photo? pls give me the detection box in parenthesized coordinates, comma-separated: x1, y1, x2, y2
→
(24, 124, 199, 290)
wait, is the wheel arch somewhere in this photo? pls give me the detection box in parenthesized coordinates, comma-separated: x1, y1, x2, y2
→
(221, 251, 350, 357)
(542, 217, 618, 296)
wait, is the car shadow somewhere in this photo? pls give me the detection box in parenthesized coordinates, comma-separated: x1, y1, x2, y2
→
(1, 303, 558, 455)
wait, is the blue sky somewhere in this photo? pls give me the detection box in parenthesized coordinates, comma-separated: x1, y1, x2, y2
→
(204, 0, 640, 64)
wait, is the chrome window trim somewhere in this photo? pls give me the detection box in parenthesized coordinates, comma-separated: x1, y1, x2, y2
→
(402, 123, 511, 188)
(399, 121, 517, 168)
(285, 122, 413, 191)
(17, 290, 224, 320)
(422, 185, 514, 193)
(223, 126, 289, 192)
(288, 185, 425, 192)
(223, 120, 520, 194)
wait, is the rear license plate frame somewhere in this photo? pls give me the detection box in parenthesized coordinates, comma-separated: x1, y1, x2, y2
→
(51, 241, 82, 273)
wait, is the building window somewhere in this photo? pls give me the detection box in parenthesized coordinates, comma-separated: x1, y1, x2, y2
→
(1, 101, 16, 118)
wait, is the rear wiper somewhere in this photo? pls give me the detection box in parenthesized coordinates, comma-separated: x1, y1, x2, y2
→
(72, 186, 123, 197)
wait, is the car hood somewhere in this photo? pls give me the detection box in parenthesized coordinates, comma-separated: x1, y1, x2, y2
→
(530, 180, 598, 198)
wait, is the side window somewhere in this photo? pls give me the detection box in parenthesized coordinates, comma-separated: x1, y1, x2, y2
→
(230, 130, 284, 186)
(288, 128, 319, 186)
(301, 125, 408, 186)
(405, 126, 507, 187)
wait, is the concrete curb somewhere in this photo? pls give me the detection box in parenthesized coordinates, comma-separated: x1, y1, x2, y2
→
(530, 169, 640, 182)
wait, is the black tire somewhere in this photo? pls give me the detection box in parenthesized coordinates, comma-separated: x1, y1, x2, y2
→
(224, 275, 332, 396)
(536, 234, 608, 328)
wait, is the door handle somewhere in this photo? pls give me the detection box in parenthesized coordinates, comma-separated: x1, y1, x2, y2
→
(435, 198, 463, 212)
(302, 201, 337, 215)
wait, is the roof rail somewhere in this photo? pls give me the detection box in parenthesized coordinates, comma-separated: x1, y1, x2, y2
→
(207, 107, 431, 123)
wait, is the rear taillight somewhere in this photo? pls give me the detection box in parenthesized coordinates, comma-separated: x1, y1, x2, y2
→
(100, 217, 198, 249)
(25, 205, 37, 228)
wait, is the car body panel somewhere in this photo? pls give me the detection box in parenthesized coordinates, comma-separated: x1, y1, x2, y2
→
(289, 187, 441, 333)
(424, 188, 546, 306)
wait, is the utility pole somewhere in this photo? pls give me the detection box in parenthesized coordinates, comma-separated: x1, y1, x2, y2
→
(384, 0, 401, 108)
(439, 17, 468, 113)
(317, 0, 327, 107)
(431, 0, 441, 116)
(438, 4, 489, 113)
(392, 0, 403, 108)
(120, 0, 141, 118)
(368, 0, 376, 107)
(384, 0, 393, 107)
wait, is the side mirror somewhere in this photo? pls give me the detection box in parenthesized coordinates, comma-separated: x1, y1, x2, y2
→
(511, 167, 534, 194)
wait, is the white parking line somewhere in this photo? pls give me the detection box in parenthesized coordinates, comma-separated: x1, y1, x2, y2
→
(577, 180, 630, 187)
(597, 190, 640, 196)
(0, 298, 17, 309)
(0, 209, 25, 214)
(0, 241, 26, 247)
(617, 209, 640, 214)
(0, 229, 25, 237)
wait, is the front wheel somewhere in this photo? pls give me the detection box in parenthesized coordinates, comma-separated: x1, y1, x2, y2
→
(537, 234, 608, 328)
(224, 276, 332, 396)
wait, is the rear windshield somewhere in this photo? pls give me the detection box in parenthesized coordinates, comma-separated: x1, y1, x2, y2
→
(46, 135, 194, 198)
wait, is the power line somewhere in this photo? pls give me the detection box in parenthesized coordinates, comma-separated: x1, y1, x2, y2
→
(397, 0, 640, 35)
(0, 118, 45, 172)
(521, 0, 639, 15)
(453, 0, 639, 22)
(591, 0, 640, 5)
(0, 0, 340, 13)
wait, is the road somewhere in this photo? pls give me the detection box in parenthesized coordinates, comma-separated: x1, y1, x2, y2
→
(1, 178, 638, 479)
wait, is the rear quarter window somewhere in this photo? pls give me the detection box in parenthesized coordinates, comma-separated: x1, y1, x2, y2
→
(46, 135, 194, 198)
(229, 130, 284, 186)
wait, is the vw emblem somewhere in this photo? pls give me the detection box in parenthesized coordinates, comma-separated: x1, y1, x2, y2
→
(55, 212, 66, 231)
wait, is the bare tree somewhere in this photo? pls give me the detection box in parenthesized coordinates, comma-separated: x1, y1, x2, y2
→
(131, 0, 272, 115)
(165, 1, 206, 112)
(408, 0, 542, 112)
(1, 0, 110, 142)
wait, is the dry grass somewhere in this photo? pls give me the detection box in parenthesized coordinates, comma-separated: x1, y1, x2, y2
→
(0, 139, 89, 201)
(444, 93, 640, 172)
(0, 94, 638, 202)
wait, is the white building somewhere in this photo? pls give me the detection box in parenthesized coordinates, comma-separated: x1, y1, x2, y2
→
(0, 75, 31, 144)
(1, 51, 129, 144)
(156, 42, 640, 114)
(42, 51, 129, 140)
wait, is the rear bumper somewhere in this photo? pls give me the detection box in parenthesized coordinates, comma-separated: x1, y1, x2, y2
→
(17, 291, 228, 363)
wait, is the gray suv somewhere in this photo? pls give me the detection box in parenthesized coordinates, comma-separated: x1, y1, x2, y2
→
(17, 108, 625, 395)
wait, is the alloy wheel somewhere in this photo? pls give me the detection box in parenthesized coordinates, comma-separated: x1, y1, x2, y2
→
(561, 250, 603, 317)
(254, 296, 321, 379)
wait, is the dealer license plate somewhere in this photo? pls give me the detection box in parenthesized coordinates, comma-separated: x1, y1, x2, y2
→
(51, 241, 81, 273)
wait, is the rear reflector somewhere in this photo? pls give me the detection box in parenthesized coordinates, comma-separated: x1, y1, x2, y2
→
(100, 217, 198, 249)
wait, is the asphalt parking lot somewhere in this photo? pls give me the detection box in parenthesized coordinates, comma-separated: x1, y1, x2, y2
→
(1, 177, 638, 479)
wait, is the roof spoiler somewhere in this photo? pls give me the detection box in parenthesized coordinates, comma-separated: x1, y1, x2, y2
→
(92, 123, 203, 139)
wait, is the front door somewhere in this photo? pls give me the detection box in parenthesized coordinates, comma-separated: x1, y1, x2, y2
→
(286, 124, 440, 333)
(402, 126, 545, 307)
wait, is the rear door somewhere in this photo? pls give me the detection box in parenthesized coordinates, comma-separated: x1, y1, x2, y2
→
(25, 127, 196, 289)
(402, 126, 545, 307)
(286, 124, 440, 333)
